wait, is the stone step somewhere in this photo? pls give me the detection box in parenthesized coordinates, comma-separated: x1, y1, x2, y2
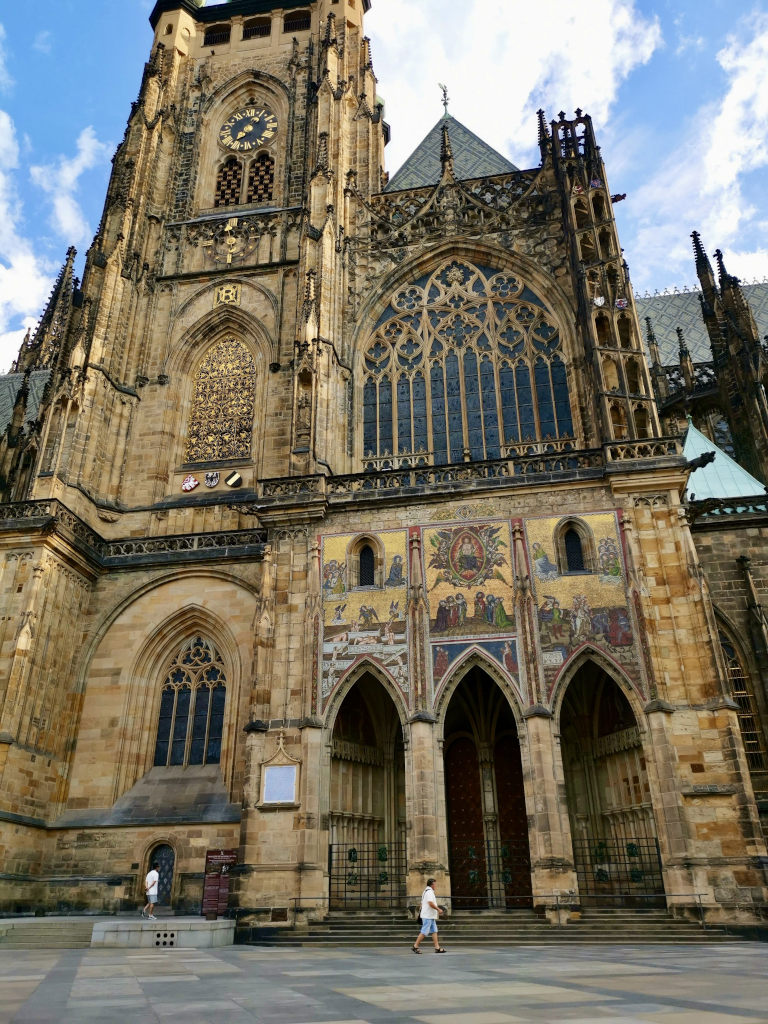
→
(0, 920, 95, 950)
(240, 905, 733, 947)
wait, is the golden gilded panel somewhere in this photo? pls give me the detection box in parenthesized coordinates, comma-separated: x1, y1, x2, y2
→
(184, 338, 256, 464)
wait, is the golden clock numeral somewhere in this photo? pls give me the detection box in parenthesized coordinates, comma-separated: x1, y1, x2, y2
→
(221, 134, 234, 146)
(261, 130, 276, 139)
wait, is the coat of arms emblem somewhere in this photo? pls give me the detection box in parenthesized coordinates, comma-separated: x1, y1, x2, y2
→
(181, 475, 199, 492)
(205, 472, 220, 488)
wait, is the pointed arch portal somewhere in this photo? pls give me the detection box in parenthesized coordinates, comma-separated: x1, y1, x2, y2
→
(559, 661, 665, 902)
(328, 673, 406, 908)
(444, 667, 532, 908)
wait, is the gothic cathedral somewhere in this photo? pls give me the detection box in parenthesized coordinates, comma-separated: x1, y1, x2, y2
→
(1, 0, 767, 929)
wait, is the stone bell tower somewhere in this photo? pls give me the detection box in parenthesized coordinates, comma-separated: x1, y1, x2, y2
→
(0, 0, 385, 516)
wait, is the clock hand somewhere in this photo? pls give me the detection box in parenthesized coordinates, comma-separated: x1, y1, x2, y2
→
(235, 123, 255, 141)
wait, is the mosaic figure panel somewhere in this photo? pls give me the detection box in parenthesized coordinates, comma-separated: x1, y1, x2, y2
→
(524, 512, 640, 692)
(424, 521, 515, 639)
(321, 531, 409, 705)
(432, 639, 522, 699)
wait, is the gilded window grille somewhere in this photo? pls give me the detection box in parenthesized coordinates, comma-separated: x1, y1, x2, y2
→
(362, 259, 574, 469)
(246, 152, 275, 203)
(184, 337, 257, 463)
(153, 635, 227, 768)
(215, 157, 243, 207)
(720, 631, 767, 772)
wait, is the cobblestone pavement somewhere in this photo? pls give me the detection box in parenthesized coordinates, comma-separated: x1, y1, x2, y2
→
(0, 943, 765, 1023)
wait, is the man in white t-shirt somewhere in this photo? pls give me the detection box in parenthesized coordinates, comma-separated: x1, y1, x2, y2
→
(411, 877, 446, 953)
(141, 862, 160, 921)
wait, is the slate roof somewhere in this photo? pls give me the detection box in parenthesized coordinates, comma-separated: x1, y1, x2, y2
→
(0, 370, 51, 433)
(384, 114, 518, 193)
(684, 420, 765, 501)
(635, 281, 768, 365)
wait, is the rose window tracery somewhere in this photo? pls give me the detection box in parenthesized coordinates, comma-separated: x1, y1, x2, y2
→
(362, 260, 574, 468)
(185, 337, 257, 464)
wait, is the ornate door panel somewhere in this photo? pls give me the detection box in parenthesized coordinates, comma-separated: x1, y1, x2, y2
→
(445, 736, 487, 908)
(494, 737, 533, 906)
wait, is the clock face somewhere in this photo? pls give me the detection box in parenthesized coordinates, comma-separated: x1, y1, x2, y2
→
(219, 107, 278, 152)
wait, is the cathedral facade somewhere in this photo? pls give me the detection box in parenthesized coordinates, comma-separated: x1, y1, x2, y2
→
(0, 0, 767, 927)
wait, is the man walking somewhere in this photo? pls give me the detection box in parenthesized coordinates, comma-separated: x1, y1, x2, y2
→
(412, 876, 446, 953)
(141, 861, 160, 920)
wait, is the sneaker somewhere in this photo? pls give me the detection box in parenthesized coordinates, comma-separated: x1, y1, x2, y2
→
(140, 910, 147, 918)
(148, 915, 157, 921)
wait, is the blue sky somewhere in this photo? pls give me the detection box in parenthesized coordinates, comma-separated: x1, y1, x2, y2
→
(0, 0, 766, 371)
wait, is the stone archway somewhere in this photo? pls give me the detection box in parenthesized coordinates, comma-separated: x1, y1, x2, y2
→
(443, 666, 532, 908)
(328, 673, 406, 907)
(559, 660, 664, 902)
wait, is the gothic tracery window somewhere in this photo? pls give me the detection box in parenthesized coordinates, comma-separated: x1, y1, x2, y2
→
(153, 636, 227, 768)
(719, 631, 767, 774)
(184, 338, 257, 464)
(362, 260, 574, 468)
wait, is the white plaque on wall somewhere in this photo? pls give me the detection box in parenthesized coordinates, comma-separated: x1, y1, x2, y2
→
(262, 763, 298, 805)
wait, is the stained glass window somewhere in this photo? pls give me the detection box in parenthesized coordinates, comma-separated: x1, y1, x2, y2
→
(185, 338, 256, 464)
(361, 260, 574, 469)
(153, 636, 227, 768)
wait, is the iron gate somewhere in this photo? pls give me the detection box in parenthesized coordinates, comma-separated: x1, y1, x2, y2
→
(571, 836, 664, 902)
(448, 838, 532, 908)
(329, 842, 407, 909)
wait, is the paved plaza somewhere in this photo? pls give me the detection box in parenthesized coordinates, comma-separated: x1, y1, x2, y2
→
(0, 942, 765, 1023)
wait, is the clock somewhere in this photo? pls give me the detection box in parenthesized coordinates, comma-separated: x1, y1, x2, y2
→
(219, 107, 278, 152)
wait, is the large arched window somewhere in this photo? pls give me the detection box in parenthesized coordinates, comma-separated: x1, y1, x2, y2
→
(362, 260, 574, 469)
(153, 636, 226, 768)
(719, 631, 767, 775)
(184, 338, 257, 463)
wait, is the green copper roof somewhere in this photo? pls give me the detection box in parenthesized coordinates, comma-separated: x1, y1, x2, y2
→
(684, 420, 765, 500)
(636, 281, 768, 364)
(384, 115, 518, 193)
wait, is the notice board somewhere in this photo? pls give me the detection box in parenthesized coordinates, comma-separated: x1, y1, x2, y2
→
(202, 848, 237, 919)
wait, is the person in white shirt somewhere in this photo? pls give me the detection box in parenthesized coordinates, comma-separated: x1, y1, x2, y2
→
(141, 862, 160, 920)
(411, 877, 446, 953)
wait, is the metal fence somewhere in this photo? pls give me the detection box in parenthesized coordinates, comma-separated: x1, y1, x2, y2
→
(328, 842, 407, 909)
(571, 836, 664, 902)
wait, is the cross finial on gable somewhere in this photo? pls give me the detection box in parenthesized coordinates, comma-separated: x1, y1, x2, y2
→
(439, 83, 449, 116)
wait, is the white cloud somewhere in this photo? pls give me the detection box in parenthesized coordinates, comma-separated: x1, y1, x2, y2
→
(30, 126, 112, 242)
(368, 0, 661, 171)
(32, 31, 52, 55)
(0, 110, 54, 373)
(0, 24, 13, 92)
(625, 11, 768, 289)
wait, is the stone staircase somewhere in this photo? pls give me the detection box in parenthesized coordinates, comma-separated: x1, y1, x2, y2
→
(0, 917, 95, 949)
(239, 908, 732, 947)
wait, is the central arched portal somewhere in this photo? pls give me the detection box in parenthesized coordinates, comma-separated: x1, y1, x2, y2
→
(560, 662, 664, 903)
(328, 673, 406, 908)
(444, 667, 532, 908)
